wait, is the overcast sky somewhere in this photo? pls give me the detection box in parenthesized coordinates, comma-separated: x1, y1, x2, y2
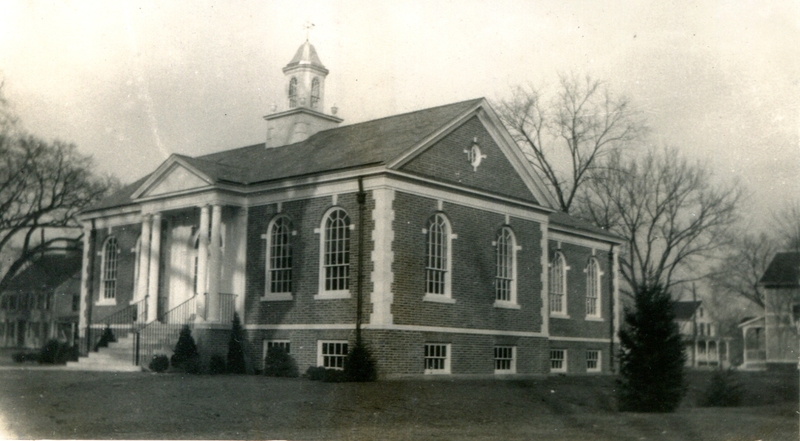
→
(0, 0, 797, 231)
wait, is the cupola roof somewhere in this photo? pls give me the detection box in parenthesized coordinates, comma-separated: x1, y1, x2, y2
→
(284, 40, 328, 74)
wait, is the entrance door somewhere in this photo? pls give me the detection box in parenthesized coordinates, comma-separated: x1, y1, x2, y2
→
(17, 320, 26, 347)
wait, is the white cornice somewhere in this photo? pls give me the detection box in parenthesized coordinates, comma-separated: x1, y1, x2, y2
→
(548, 225, 623, 246)
(548, 231, 618, 250)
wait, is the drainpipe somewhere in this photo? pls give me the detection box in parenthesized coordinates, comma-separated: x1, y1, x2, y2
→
(608, 243, 615, 373)
(85, 219, 96, 354)
(356, 177, 366, 347)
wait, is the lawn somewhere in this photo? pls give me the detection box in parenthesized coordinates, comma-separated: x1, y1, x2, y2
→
(0, 368, 796, 440)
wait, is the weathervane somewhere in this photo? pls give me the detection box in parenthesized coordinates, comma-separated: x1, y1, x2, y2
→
(303, 20, 315, 41)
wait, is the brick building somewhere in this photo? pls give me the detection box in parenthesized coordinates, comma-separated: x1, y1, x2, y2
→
(75, 40, 621, 376)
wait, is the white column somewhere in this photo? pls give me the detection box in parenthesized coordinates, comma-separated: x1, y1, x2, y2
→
(146, 213, 162, 322)
(207, 204, 222, 321)
(136, 215, 152, 319)
(78, 223, 92, 338)
(196, 205, 210, 319)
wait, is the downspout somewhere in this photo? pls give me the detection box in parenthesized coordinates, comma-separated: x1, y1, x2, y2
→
(356, 177, 366, 346)
(608, 243, 615, 374)
(85, 219, 96, 354)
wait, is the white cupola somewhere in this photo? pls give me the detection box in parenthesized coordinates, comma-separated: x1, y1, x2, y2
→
(264, 40, 343, 148)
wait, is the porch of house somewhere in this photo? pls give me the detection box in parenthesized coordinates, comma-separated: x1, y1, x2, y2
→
(739, 317, 767, 370)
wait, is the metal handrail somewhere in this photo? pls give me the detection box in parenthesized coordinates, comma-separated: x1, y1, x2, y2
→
(88, 299, 145, 352)
(135, 295, 198, 366)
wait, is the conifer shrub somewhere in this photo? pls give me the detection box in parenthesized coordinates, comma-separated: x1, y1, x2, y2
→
(263, 346, 299, 378)
(94, 325, 116, 351)
(344, 342, 378, 382)
(39, 340, 78, 364)
(171, 325, 201, 373)
(12, 351, 40, 363)
(701, 368, 743, 407)
(209, 355, 227, 375)
(226, 312, 247, 374)
(618, 284, 687, 412)
(305, 366, 346, 382)
(149, 354, 169, 373)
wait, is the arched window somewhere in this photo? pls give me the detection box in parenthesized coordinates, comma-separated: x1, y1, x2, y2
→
(288, 77, 298, 108)
(549, 251, 568, 314)
(425, 213, 452, 297)
(495, 227, 517, 303)
(267, 216, 293, 295)
(101, 236, 119, 301)
(310, 78, 320, 109)
(320, 208, 350, 294)
(585, 257, 602, 318)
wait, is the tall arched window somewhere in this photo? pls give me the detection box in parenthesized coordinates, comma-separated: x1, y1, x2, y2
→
(288, 77, 298, 108)
(321, 208, 350, 294)
(101, 236, 119, 302)
(425, 213, 452, 297)
(585, 257, 602, 317)
(549, 251, 568, 314)
(495, 227, 517, 303)
(310, 78, 320, 109)
(267, 216, 293, 295)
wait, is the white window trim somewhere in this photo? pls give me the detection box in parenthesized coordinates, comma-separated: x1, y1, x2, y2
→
(316, 207, 352, 300)
(317, 340, 349, 370)
(263, 215, 293, 302)
(550, 349, 567, 373)
(423, 343, 452, 375)
(422, 213, 455, 302)
(584, 257, 604, 320)
(494, 227, 520, 307)
(97, 236, 119, 306)
(586, 349, 601, 373)
(494, 345, 517, 374)
(549, 252, 569, 317)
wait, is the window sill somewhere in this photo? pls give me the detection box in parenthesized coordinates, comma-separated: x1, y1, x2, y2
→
(424, 370, 451, 375)
(96, 300, 116, 306)
(422, 294, 456, 304)
(314, 291, 351, 300)
(262, 293, 293, 302)
(493, 300, 520, 310)
(586, 369, 602, 373)
(550, 369, 567, 374)
(550, 313, 571, 319)
(584, 316, 603, 322)
(494, 370, 517, 375)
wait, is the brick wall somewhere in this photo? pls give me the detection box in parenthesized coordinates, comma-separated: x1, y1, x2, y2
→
(244, 191, 375, 326)
(400, 116, 537, 204)
(391, 191, 543, 332)
(547, 340, 615, 374)
(89, 223, 141, 319)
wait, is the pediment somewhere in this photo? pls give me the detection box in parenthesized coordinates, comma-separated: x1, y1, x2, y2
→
(133, 157, 213, 199)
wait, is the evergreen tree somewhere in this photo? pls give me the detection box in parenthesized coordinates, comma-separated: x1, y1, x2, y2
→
(171, 325, 200, 372)
(618, 284, 687, 412)
(227, 312, 247, 374)
(344, 342, 377, 382)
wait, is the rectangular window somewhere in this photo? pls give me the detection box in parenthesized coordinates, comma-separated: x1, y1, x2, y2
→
(494, 346, 516, 373)
(586, 350, 601, 372)
(550, 349, 567, 373)
(424, 343, 451, 374)
(318, 341, 348, 370)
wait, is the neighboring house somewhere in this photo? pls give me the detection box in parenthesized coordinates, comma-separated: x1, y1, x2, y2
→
(0, 251, 82, 348)
(673, 301, 730, 368)
(740, 251, 800, 370)
(75, 40, 622, 377)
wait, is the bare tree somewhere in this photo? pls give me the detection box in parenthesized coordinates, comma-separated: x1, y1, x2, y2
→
(708, 232, 776, 310)
(578, 147, 741, 295)
(0, 84, 116, 295)
(495, 74, 645, 212)
(770, 199, 800, 252)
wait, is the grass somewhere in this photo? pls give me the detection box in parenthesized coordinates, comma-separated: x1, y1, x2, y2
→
(0, 367, 796, 440)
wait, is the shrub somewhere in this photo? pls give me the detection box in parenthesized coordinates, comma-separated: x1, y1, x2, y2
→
(305, 366, 346, 382)
(344, 342, 377, 382)
(94, 325, 116, 351)
(209, 355, 227, 375)
(39, 340, 78, 364)
(701, 369, 743, 407)
(170, 325, 200, 373)
(149, 354, 169, 373)
(617, 284, 687, 412)
(263, 346, 299, 378)
(227, 312, 247, 374)
(12, 351, 40, 363)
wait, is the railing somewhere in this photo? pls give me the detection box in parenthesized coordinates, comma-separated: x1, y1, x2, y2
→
(88, 299, 145, 352)
(219, 293, 237, 324)
(135, 295, 198, 366)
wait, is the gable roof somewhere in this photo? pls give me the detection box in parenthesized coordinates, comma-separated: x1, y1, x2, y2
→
(548, 211, 624, 243)
(673, 301, 701, 321)
(2, 252, 83, 294)
(760, 252, 800, 287)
